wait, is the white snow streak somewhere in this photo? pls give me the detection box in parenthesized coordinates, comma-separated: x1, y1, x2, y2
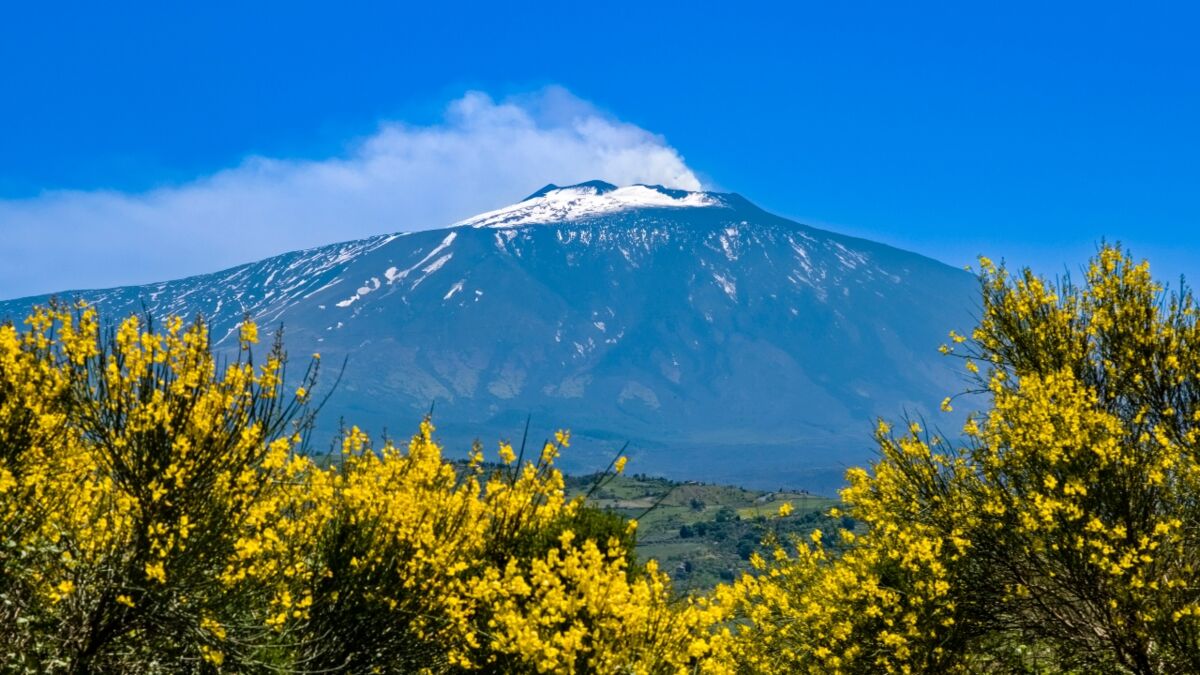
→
(443, 280, 465, 300)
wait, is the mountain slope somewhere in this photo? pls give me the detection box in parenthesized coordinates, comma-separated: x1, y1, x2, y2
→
(0, 182, 977, 492)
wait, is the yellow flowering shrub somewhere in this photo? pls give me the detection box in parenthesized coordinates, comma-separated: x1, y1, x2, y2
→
(946, 247, 1200, 672)
(0, 305, 322, 670)
(706, 431, 976, 674)
(0, 304, 714, 672)
(703, 245, 1200, 673)
(467, 532, 720, 673)
(283, 425, 714, 673)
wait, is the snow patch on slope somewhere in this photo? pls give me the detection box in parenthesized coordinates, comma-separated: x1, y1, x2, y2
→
(444, 280, 465, 300)
(712, 272, 738, 301)
(383, 232, 457, 286)
(455, 183, 722, 228)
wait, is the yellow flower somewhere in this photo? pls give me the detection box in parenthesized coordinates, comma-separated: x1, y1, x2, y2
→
(145, 562, 167, 584)
(200, 646, 225, 666)
(239, 321, 259, 347)
(614, 456, 628, 474)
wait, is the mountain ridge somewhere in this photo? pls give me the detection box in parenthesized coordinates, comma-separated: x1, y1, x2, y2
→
(3, 183, 963, 301)
(0, 182, 977, 492)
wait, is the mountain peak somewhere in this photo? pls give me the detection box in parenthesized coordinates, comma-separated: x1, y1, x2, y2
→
(524, 180, 618, 201)
(455, 181, 726, 229)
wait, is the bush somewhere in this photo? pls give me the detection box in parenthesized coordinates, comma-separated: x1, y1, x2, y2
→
(710, 245, 1200, 673)
(0, 308, 320, 671)
(0, 305, 713, 673)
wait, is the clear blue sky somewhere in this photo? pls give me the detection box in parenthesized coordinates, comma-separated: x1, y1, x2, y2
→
(2, 1, 1198, 296)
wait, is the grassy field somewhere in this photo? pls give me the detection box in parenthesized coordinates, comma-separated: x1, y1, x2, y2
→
(564, 473, 849, 591)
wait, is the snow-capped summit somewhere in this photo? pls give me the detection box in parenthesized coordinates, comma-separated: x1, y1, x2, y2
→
(454, 180, 724, 228)
(0, 182, 976, 493)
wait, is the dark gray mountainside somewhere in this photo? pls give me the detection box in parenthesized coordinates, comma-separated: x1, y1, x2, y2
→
(0, 182, 978, 492)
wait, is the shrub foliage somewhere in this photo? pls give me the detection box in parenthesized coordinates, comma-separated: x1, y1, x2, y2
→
(0, 307, 707, 673)
(709, 246, 1200, 673)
